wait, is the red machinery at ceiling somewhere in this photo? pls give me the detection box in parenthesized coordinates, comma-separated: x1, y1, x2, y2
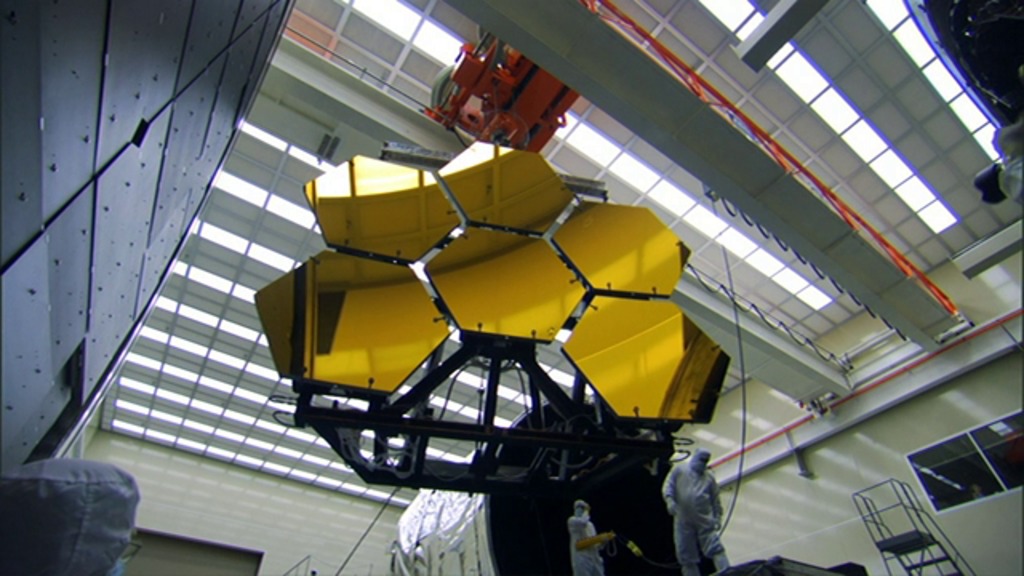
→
(426, 32, 579, 152)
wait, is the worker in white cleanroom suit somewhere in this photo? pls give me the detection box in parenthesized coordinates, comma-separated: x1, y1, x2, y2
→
(662, 448, 730, 576)
(567, 499, 615, 576)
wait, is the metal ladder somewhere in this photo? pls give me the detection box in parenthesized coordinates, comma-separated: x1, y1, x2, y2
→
(852, 479, 975, 576)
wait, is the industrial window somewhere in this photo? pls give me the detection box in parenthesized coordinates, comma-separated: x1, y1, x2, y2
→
(908, 412, 1023, 511)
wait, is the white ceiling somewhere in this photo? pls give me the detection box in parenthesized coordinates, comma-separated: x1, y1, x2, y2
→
(97, 0, 1023, 510)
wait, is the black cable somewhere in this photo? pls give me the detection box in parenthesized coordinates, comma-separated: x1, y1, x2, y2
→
(709, 198, 748, 536)
(334, 486, 402, 576)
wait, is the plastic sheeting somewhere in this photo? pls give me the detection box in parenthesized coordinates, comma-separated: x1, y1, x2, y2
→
(389, 490, 495, 576)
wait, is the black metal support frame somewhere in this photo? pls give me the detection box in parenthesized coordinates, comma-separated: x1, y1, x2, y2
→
(293, 332, 676, 496)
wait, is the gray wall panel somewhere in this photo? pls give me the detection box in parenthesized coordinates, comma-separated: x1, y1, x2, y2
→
(39, 0, 105, 219)
(236, 0, 276, 40)
(1, 2, 43, 266)
(46, 185, 94, 377)
(96, 0, 192, 168)
(177, 1, 241, 91)
(1, 239, 63, 470)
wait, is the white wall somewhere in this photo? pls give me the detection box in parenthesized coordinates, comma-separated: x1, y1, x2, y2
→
(86, 430, 404, 576)
(705, 351, 1022, 575)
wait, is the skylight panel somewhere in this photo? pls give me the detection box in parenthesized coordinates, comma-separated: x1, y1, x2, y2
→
(255, 420, 287, 435)
(224, 410, 256, 426)
(682, 204, 728, 238)
(286, 429, 317, 443)
(155, 296, 178, 313)
(213, 171, 269, 207)
(766, 43, 795, 70)
(220, 319, 260, 342)
(206, 446, 236, 460)
(796, 285, 831, 310)
(162, 363, 199, 384)
(745, 248, 785, 277)
(355, 1, 419, 40)
(245, 437, 274, 451)
(869, 150, 913, 188)
(168, 335, 209, 358)
(236, 454, 264, 468)
(139, 326, 169, 344)
(892, 20, 935, 67)
(155, 388, 190, 405)
(176, 438, 207, 452)
(412, 19, 463, 63)
(648, 180, 696, 217)
(866, 0, 908, 30)
(233, 387, 269, 405)
(302, 453, 330, 467)
(231, 284, 256, 304)
(198, 222, 250, 254)
(918, 201, 957, 233)
(125, 352, 162, 371)
(239, 121, 287, 151)
(771, 267, 810, 293)
(275, 446, 303, 459)
(555, 113, 580, 141)
(187, 267, 233, 294)
(263, 462, 291, 475)
(267, 195, 316, 229)
(775, 51, 828, 103)
(183, 419, 215, 434)
(608, 153, 659, 192)
(247, 244, 295, 272)
(287, 146, 325, 170)
(314, 476, 343, 489)
(810, 89, 858, 133)
(189, 398, 224, 416)
(973, 124, 999, 160)
(112, 420, 145, 435)
(565, 123, 621, 166)
(144, 429, 177, 444)
(290, 469, 318, 482)
(119, 377, 156, 395)
(734, 11, 764, 42)
(150, 409, 184, 426)
(949, 93, 988, 132)
(841, 120, 887, 163)
(214, 428, 245, 443)
(198, 374, 234, 394)
(717, 227, 758, 258)
(244, 363, 280, 383)
(893, 177, 935, 211)
(173, 261, 189, 276)
(178, 303, 219, 328)
(115, 399, 150, 416)
(208, 349, 245, 370)
(697, 0, 755, 32)
(921, 60, 962, 102)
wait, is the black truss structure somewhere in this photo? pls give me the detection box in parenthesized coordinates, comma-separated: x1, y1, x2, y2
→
(292, 332, 678, 496)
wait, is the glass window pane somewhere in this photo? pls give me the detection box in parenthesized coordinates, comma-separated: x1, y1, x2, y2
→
(971, 413, 1024, 490)
(909, 435, 1002, 511)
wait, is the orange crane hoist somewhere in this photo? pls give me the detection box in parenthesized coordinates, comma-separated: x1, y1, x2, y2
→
(426, 32, 579, 152)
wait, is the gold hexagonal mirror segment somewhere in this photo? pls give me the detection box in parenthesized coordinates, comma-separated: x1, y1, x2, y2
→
(563, 296, 729, 422)
(438, 142, 574, 233)
(428, 229, 585, 341)
(304, 156, 456, 260)
(255, 250, 449, 394)
(555, 203, 688, 296)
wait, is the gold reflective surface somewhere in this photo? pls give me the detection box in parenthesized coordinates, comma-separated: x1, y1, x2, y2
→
(564, 297, 728, 421)
(556, 203, 688, 296)
(428, 229, 585, 341)
(255, 250, 448, 393)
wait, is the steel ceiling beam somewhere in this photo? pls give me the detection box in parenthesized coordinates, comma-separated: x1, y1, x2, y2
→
(444, 0, 959, 351)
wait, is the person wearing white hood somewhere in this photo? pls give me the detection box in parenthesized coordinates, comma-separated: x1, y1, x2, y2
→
(662, 448, 730, 576)
(567, 499, 615, 576)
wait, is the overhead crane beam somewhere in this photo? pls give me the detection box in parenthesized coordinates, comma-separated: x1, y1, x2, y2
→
(444, 0, 961, 350)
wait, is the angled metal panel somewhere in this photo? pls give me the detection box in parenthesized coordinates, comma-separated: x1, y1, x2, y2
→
(444, 0, 958, 349)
